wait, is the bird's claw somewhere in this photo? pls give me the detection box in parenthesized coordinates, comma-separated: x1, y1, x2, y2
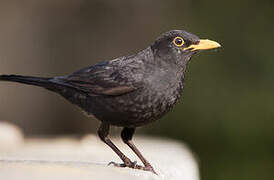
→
(108, 160, 137, 168)
(108, 160, 157, 175)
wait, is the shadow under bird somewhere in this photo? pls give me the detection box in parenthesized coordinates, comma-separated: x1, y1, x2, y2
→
(0, 30, 220, 174)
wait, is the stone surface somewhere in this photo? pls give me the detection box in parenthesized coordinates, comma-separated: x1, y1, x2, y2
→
(0, 129, 199, 180)
(0, 121, 24, 150)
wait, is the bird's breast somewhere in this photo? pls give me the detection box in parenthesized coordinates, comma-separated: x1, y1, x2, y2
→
(108, 76, 184, 126)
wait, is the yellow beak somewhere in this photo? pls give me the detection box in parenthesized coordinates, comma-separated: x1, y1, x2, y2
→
(185, 39, 221, 51)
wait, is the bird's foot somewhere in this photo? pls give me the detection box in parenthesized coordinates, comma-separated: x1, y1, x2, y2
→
(108, 160, 157, 175)
(108, 160, 137, 167)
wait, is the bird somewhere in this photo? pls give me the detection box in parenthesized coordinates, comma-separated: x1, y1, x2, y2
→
(0, 30, 220, 174)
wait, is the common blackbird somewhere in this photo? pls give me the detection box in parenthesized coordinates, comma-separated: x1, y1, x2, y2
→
(0, 30, 220, 174)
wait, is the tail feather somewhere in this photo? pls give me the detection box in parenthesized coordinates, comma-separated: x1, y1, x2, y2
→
(0, 74, 87, 93)
(0, 74, 90, 111)
(0, 74, 52, 88)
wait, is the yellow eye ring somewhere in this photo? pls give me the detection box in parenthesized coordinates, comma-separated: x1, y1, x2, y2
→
(173, 37, 185, 47)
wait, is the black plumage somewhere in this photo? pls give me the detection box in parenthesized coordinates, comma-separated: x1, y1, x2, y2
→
(0, 30, 220, 174)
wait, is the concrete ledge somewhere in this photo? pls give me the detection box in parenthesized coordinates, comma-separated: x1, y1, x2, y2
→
(0, 123, 199, 180)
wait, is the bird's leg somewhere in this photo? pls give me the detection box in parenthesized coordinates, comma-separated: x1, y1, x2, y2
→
(121, 127, 157, 174)
(97, 123, 136, 168)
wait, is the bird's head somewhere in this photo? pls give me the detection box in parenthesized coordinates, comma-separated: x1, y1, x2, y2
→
(151, 30, 221, 68)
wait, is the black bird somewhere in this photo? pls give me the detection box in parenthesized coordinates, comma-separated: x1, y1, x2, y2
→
(0, 30, 220, 174)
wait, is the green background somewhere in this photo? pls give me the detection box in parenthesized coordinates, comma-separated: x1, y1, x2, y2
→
(0, 0, 273, 179)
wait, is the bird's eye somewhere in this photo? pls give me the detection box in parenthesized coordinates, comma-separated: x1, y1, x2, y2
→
(173, 37, 185, 47)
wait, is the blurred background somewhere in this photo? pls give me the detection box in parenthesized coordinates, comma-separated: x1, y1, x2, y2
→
(0, 0, 273, 179)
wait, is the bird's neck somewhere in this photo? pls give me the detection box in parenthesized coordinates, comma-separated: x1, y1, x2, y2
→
(149, 46, 190, 71)
(145, 46, 188, 83)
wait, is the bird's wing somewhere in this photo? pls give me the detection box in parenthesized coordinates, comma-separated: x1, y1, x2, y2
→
(57, 62, 140, 96)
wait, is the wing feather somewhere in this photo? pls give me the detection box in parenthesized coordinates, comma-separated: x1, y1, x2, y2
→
(59, 62, 139, 96)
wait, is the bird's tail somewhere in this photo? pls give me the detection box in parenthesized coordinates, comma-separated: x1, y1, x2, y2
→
(0, 74, 86, 94)
(0, 74, 53, 88)
(0, 74, 89, 112)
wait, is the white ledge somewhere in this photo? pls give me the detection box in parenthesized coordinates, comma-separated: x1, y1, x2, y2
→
(0, 123, 199, 180)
